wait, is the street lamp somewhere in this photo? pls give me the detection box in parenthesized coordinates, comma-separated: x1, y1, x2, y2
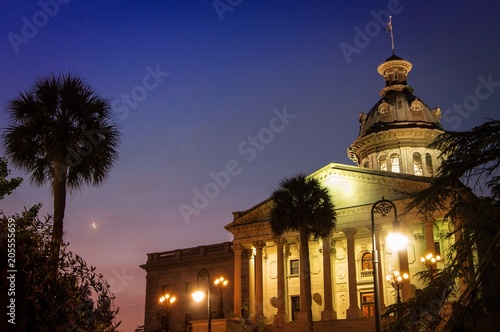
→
(421, 253, 441, 281)
(214, 277, 229, 318)
(371, 198, 407, 332)
(386, 270, 408, 319)
(192, 269, 212, 332)
(159, 293, 176, 332)
(386, 271, 409, 304)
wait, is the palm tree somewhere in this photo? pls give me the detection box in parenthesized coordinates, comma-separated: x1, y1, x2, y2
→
(269, 173, 336, 331)
(2, 73, 120, 257)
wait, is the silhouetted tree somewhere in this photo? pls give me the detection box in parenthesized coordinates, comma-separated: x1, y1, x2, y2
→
(2, 73, 120, 257)
(384, 120, 500, 331)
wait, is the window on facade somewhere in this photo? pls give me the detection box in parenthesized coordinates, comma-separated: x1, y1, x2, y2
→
(186, 283, 192, 294)
(290, 259, 299, 275)
(361, 292, 375, 318)
(379, 155, 387, 171)
(426, 153, 434, 176)
(362, 252, 373, 271)
(361, 252, 373, 277)
(390, 153, 400, 173)
(413, 152, 423, 176)
(162, 285, 169, 293)
(434, 241, 441, 257)
(291, 296, 300, 321)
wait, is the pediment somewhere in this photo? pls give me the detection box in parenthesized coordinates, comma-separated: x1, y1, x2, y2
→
(225, 162, 433, 233)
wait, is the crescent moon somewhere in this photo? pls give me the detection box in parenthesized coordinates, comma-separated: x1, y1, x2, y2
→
(92, 221, 97, 229)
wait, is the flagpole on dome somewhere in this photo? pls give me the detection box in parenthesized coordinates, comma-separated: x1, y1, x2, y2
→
(386, 15, 395, 55)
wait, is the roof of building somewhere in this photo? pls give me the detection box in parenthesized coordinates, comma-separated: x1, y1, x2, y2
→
(356, 54, 443, 138)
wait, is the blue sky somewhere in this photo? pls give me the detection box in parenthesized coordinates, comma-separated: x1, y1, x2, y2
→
(2, 1, 499, 330)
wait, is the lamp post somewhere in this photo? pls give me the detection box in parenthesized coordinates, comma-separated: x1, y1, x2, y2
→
(192, 269, 212, 332)
(386, 270, 408, 319)
(214, 277, 228, 318)
(421, 253, 441, 281)
(371, 198, 404, 332)
(159, 293, 176, 332)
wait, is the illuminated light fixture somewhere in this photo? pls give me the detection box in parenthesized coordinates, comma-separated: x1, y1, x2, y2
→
(386, 232, 409, 252)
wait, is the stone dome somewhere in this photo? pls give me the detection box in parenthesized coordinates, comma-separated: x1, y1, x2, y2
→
(348, 55, 444, 176)
(358, 90, 443, 137)
(357, 55, 443, 138)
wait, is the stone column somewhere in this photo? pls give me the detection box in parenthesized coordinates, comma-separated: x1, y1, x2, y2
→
(253, 241, 266, 319)
(274, 238, 287, 324)
(321, 235, 336, 320)
(248, 249, 255, 318)
(454, 218, 470, 296)
(232, 244, 243, 318)
(422, 217, 436, 254)
(394, 221, 411, 301)
(344, 228, 361, 318)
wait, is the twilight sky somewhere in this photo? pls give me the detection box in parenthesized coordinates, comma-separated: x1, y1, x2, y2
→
(1, 1, 499, 330)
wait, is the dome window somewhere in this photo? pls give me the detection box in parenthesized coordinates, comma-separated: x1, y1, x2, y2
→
(413, 152, 423, 175)
(426, 153, 434, 176)
(390, 153, 400, 173)
(379, 155, 388, 171)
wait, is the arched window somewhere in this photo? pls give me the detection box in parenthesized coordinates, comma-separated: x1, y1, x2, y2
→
(390, 153, 400, 173)
(425, 153, 434, 176)
(361, 252, 373, 271)
(413, 152, 423, 176)
(379, 155, 387, 171)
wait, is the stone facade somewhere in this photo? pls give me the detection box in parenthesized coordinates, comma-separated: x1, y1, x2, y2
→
(224, 163, 453, 326)
(141, 242, 245, 332)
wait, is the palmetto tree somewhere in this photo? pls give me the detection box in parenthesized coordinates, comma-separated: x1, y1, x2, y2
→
(269, 173, 336, 331)
(2, 73, 120, 257)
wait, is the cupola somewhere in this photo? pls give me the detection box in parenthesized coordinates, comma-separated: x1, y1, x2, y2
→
(348, 55, 444, 177)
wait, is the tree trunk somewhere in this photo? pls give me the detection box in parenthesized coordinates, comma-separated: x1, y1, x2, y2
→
(299, 227, 313, 332)
(51, 162, 67, 261)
